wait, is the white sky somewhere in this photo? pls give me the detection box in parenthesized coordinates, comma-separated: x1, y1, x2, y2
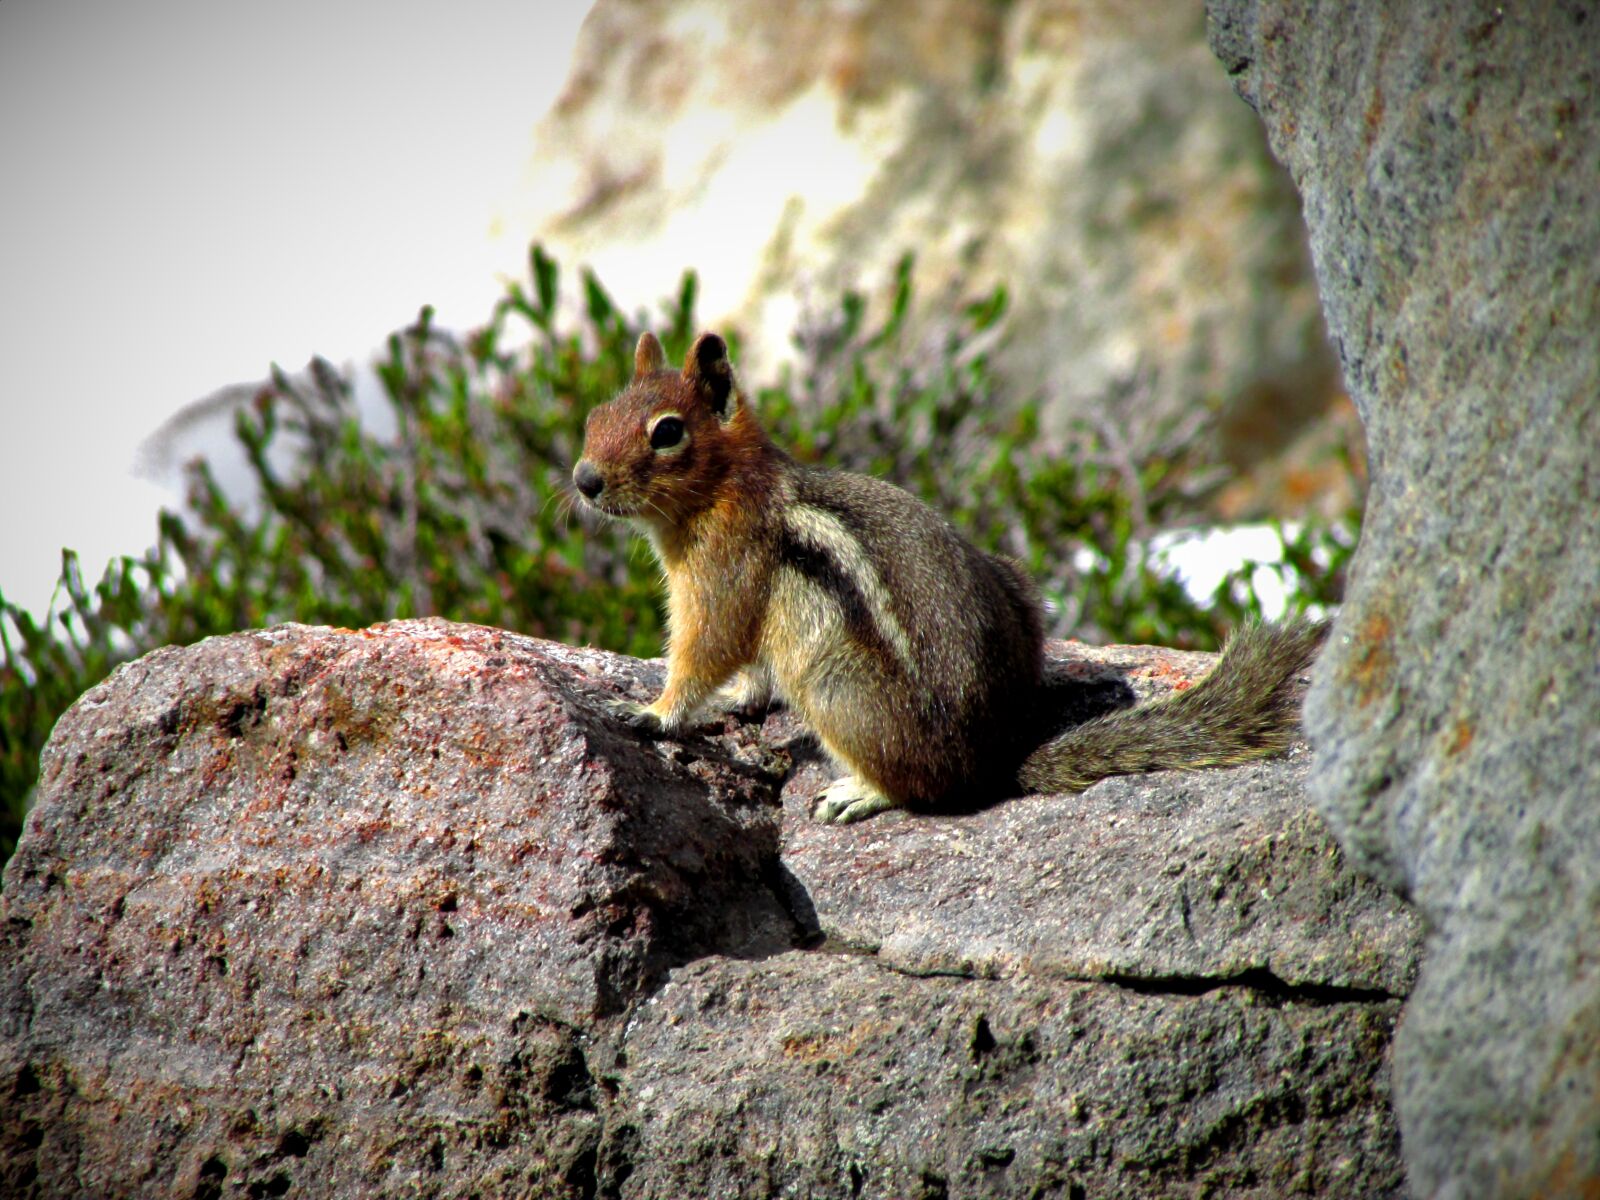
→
(0, 0, 591, 617)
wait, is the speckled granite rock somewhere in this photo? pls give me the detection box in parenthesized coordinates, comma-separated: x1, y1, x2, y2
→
(614, 953, 1403, 1199)
(1208, 2, 1600, 1195)
(1, 621, 1418, 1197)
(0, 620, 792, 1197)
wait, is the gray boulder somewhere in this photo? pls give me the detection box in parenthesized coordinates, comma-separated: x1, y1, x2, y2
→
(1208, 2, 1600, 1195)
(1, 620, 1417, 1197)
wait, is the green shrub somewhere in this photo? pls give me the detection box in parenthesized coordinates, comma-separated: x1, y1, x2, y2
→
(0, 248, 1360, 869)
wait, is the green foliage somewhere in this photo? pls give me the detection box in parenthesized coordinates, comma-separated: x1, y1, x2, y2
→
(1204, 511, 1361, 622)
(0, 247, 1360, 869)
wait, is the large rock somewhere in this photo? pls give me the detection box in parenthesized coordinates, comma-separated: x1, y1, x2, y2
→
(1207, 2, 1600, 1195)
(0, 621, 792, 1197)
(501, 0, 1343, 496)
(1, 620, 1419, 1197)
(618, 954, 1402, 1199)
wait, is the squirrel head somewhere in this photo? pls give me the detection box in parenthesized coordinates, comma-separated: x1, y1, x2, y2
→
(573, 331, 765, 528)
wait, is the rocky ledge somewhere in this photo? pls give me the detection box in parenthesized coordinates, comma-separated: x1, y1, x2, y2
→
(1, 618, 1418, 1198)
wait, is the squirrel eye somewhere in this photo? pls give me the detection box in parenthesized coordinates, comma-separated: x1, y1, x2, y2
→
(650, 416, 685, 450)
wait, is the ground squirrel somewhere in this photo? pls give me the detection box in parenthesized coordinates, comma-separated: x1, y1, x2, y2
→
(573, 331, 1326, 823)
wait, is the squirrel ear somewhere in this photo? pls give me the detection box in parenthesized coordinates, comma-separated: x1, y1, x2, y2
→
(633, 331, 667, 380)
(683, 332, 734, 417)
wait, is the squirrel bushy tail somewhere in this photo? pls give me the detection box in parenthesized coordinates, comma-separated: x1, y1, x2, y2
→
(1016, 618, 1329, 794)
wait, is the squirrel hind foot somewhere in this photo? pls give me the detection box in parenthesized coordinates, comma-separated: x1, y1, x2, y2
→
(812, 776, 900, 824)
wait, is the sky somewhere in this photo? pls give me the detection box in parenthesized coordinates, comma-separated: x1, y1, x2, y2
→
(0, 0, 592, 618)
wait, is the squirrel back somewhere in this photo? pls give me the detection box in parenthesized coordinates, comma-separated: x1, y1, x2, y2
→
(575, 331, 1325, 823)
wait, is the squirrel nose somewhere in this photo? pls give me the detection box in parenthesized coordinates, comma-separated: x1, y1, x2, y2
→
(573, 460, 604, 500)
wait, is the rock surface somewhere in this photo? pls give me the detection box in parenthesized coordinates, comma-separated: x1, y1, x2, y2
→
(500, 0, 1345, 499)
(2, 620, 1419, 1198)
(1207, 2, 1600, 1195)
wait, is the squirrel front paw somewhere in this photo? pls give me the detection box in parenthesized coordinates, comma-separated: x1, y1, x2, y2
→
(606, 696, 670, 736)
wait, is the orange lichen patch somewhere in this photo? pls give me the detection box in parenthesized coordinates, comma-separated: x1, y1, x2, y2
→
(1387, 345, 1409, 390)
(1344, 611, 1396, 709)
(1446, 721, 1474, 756)
(1364, 85, 1386, 150)
(1530, 1148, 1600, 1200)
(779, 1019, 889, 1064)
(1135, 656, 1204, 688)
